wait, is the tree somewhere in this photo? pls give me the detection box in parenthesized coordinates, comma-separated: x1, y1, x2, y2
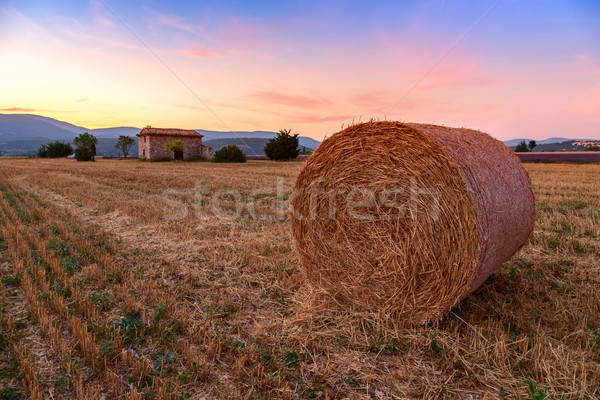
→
(212, 145, 246, 163)
(264, 129, 300, 161)
(299, 146, 312, 155)
(585, 145, 600, 151)
(165, 140, 184, 160)
(514, 140, 529, 152)
(37, 141, 73, 158)
(528, 140, 537, 151)
(115, 135, 136, 158)
(73, 133, 98, 161)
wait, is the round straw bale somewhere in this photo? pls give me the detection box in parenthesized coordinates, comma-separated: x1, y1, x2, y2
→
(290, 121, 534, 326)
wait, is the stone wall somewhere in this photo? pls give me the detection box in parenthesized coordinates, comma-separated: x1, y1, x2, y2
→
(139, 135, 151, 159)
(139, 135, 212, 160)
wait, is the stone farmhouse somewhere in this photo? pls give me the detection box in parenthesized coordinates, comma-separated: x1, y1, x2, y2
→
(137, 126, 212, 161)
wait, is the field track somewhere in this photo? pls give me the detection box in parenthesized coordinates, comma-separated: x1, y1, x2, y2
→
(1, 158, 599, 399)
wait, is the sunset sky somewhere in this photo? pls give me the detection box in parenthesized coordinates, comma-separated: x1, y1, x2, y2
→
(0, 0, 598, 140)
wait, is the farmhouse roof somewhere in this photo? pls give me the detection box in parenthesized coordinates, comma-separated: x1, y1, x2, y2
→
(137, 126, 203, 138)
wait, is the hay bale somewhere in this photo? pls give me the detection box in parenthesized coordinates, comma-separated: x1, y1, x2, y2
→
(290, 121, 534, 326)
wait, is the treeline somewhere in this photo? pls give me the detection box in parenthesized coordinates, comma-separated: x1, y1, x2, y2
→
(37, 134, 136, 161)
(33, 129, 310, 162)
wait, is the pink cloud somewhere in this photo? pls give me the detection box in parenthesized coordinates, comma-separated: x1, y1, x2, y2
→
(419, 63, 505, 90)
(184, 46, 216, 59)
(0, 107, 37, 112)
(90, 0, 115, 28)
(213, 18, 291, 57)
(347, 91, 398, 113)
(143, 7, 203, 36)
(249, 91, 331, 109)
(201, 98, 353, 127)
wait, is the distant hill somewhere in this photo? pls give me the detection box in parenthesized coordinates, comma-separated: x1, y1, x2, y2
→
(89, 127, 141, 139)
(0, 114, 80, 142)
(504, 137, 597, 148)
(0, 113, 320, 156)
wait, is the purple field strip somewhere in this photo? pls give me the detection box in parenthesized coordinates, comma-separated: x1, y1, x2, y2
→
(516, 152, 600, 163)
(245, 155, 310, 160)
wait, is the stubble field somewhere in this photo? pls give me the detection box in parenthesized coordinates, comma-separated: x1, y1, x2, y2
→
(0, 158, 599, 399)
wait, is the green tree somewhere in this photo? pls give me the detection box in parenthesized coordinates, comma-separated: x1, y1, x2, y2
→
(264, 129, 300, 161)
(73, 132, 98, 161)
(165, 140, 184, 151)
(528, 140, 537, 151)
(165, 140, 184, 160)
(37, 141, 73, 158)
(212, 145, 246, 163)
(299, 146, 312, 155)
(115, 135, 136, 158)
(585, 145, 600, 151)
(514, 140, 529, 152)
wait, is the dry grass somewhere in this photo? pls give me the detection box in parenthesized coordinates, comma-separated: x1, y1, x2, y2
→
(0, 158, 598, 399)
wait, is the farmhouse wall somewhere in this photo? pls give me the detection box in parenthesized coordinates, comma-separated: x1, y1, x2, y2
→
(139, 135, 150, 159)
(140, 135, 212, 160)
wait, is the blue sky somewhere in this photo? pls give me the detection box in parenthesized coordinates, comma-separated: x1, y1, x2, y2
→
(0, 0, 598, 139)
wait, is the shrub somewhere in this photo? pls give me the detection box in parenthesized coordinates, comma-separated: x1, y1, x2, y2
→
(212, 145, 246, 163)
(514, 140, 529, 152)
(73, 132, 98, 161)
(37, 141, 73, 158)
(264, 129, 300, 161)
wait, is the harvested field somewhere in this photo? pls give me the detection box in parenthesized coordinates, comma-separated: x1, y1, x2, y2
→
(0, 158, 599, 399)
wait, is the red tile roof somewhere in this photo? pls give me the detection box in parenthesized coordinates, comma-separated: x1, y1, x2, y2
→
(137, 127, 203, 138)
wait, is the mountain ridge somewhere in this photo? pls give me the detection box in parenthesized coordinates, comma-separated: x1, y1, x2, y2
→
(0, 113, 320, 156)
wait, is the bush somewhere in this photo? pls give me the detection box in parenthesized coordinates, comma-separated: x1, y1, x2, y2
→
(73, 132, 98, 161)
(37, 141, 74, 158)
(264, 129, 300, 161)
(212, 145, 246, 163)
(514, 140, 529, 152)
(585, 145, 600, 151)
